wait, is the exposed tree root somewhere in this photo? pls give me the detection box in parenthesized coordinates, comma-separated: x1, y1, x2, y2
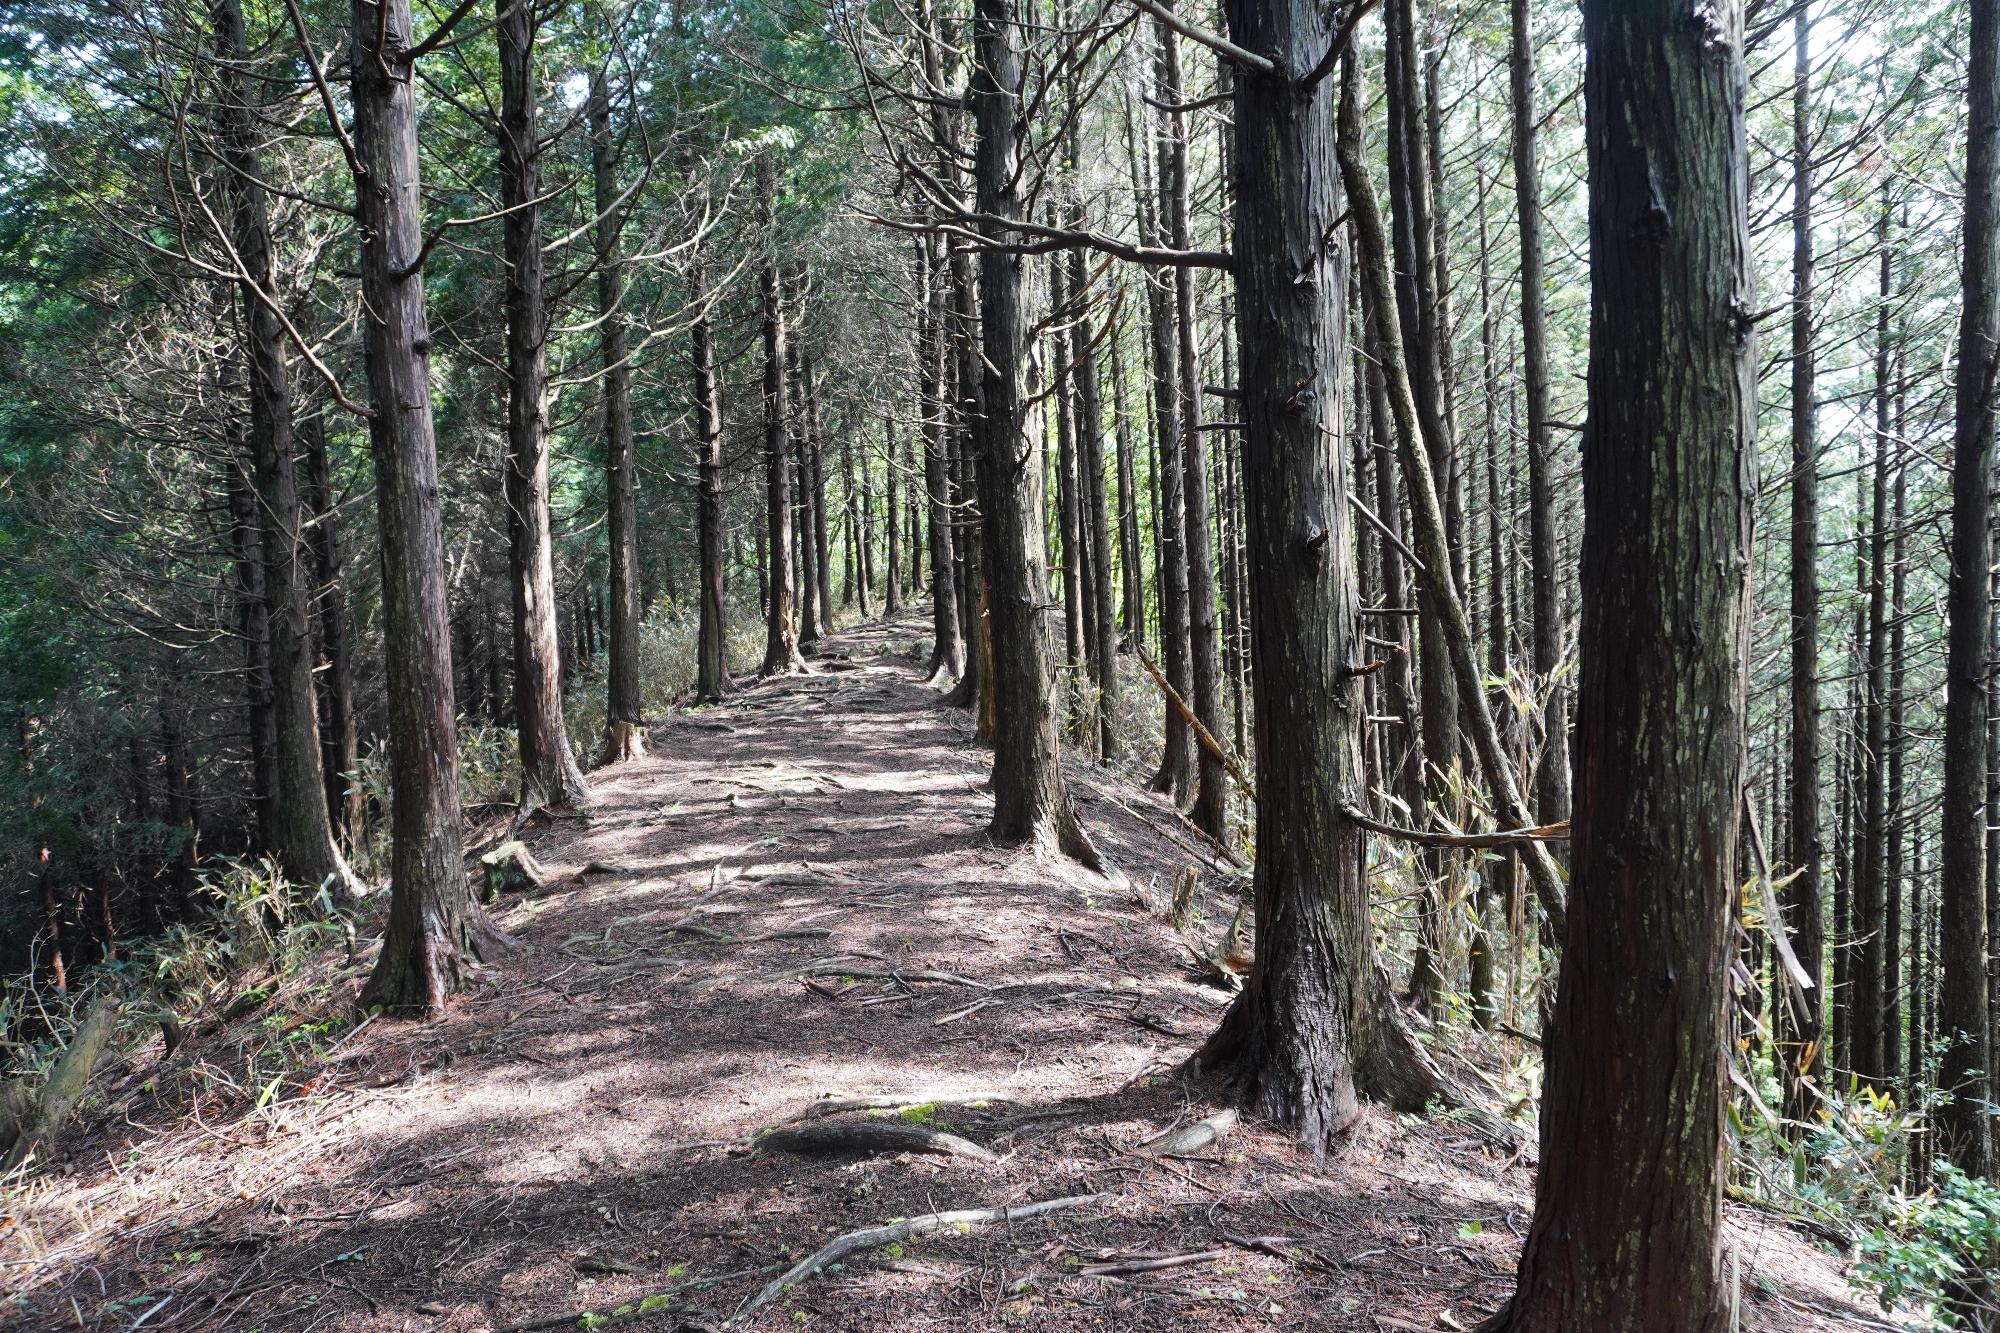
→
(728, 1193, 1109, 1326)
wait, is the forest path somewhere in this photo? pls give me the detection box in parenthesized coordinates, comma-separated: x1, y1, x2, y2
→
(14, 614, 1874, 1331)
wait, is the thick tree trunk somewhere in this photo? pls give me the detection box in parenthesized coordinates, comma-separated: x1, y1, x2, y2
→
(759, 157, 806, 676)
(1110, 316, 1146, 650)
(590, 74, 645, 764)
(691, 264, 731, 702)
(349, 0, 507, 1012)
(970, 0, 1098, 866)
(1939, 0, 1999, 1180)
(1198, 8, 1462, 1158)
(806, 356, 836, 639)
(1486, 0, 1752, 1326)
(497, 0, 589, 811)
(1780, 3, 1827, 1126)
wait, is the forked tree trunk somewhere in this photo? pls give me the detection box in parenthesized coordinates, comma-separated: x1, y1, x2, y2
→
(1486, 0, 1752, 1325)
(759, 157, 806, 676)
(497, 0, 590, 811)
(591, 73, 645, 764)
(691, 264, 731, 702)
(349, 0, 509, 1013)
(970, 0, 1098, 867)
(1938, 0, 1998, 1181)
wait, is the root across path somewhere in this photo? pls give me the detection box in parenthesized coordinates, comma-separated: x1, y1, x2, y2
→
(5, 616, 1876, 1330)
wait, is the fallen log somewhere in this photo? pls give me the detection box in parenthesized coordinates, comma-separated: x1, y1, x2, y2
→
(754, 1118, 997, 1163)
(2, 995, 121, 1169)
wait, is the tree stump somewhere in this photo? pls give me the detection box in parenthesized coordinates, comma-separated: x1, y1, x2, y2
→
(481, 841, 548, 903)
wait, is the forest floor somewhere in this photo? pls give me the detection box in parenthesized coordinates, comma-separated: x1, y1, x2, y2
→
(6, 614, 1886, 1331)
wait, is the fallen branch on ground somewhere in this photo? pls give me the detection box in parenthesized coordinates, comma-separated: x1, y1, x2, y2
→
(729, 1193, 1111, 1325)
(790, 1091, 1013, 1120)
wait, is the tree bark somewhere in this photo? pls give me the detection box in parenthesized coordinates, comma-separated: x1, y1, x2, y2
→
(208, 0, 361, 902)
(970, 0, 1098, 866)
(918, 236, 964, 684)
(759, 157, 806, 676)
(301, 411, 362, 853)
(349, 0, 507, 1013)
(1510, 0, 1571, 841)
(1939, 0, 1999, 1180)
(1486, 0, 1752, 1325)
(691, 263, 731, 702)
(588, 73, 645, 764)
(1780, 2, 1827, 1126)
(496, 0, 589, 811)
(1197, 7, 1462, 1158)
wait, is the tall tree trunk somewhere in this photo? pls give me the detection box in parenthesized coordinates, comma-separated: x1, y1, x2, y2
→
(807, 356, 836, 638)
(918, 236, 964, 683)
(1939, 0, 1999, 1180)
(1156, 22, 1227, 840)
(1488, 0, 1752, 1325)
(1385, 0, 1456, 1018)
(970, 0, 1098, 866)
(1136, 59, 1194, 803)
(691, 263, 731, 702)
(1781, 2, 1827, 1125)
(1052, 249, 1089, 717)
(886, 411, 903, 614)
(1111, 312, 1146, 648)
(1338, 47, 1570, 948)
(1510, 0, 1571, 840)
(1860, 191, 1895, 1086)
(1198, 10, 1461, 1158)
(350, 0, 507, 1012)
(759, 157, 806, 676)
(1069, 246, 1120, 762)
(591, 73, 645, 764)
(209, 0, 360, 901)
(497, 0, 589, 811)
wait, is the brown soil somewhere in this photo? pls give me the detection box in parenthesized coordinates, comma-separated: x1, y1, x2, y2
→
(3, 616, 1883, 1331)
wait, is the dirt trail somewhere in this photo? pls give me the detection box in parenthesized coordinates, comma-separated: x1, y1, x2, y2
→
(6, 616, 1877, 1331)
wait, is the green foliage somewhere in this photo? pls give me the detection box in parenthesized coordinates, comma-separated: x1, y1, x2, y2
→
(1853, 1166, 2000, 1329)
